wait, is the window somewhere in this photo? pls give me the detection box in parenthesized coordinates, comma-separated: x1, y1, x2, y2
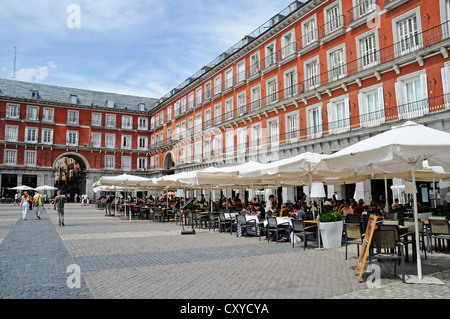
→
(358, 86, 385, 127)
(195, 113, 202, 133)
(357, 31, 378, 70)
(121, 115, 133, 129)
(105, 155, 115, 169)
(174, 101, 180, 117)
(42, 129, 53, 144)
(196, 87, 202, 106)
(225, 131, 234, 160)
(187, 144, 193, 161)
(251, 85, 261, 110)
(25, 127, 39, 144)
(302, 16, 318, 46)
(394, 9, 421, 57)
(42, 108, 54, 123)
(205, 82, 212, 100)
(267, 78, 278, 104)
(6, 103, 20, 119)
(225, 98, 234, 120)
(328, 45, 346, 81)
(5, 125, 18, 142)
(281, 30, 296, 59)
(167, 106, 172, 121)
(237, 128, 247, 154)
(214, 103, 222, 125)
(180, 121, 186, 138)
(181, 97, 187, 113)
(251, 124, 262, 149)
(138, 117, 148, 130)
(160, 111, 164, 125)
(91, 132, 102, 147)
(195, 141, 202, 160)
(237, 60, 246, 82)
(214, 75, 222, 95)
(205, 109, 211, 129)
(203, 139, 211, 158)
(188, 117, 194, 135)
(92, 113, 102, 127)
(4, 149, 17, 165)
(305, 57, 320, 90)
(26, 105, 39, 121)
(325, 3, 342, 35)
(105, 133, 116, 148)
(138, 158, 147, 170)
(225, 68, 233, 90)
(395, 72, 429, 119)
(66, 131, 79, 146)
(213, 135, 223, 155)
(327, 97, 350, 134)
(268, 119, 279, 146)
(441, 64, 450, 109)
(24, 151, 37, 166)
(237, 93, 247, 115)
(121, 156, 132, 171)
(284, 69, 297, 98)
(286, 113, 299, 141)
(105, 114, 116, 128)
(188, 92, 194, 109)
(265, 42, 277, 68)
(250, 51, 260, 76)
(67, 110, 79, 125)
(307, 105, 323, 139)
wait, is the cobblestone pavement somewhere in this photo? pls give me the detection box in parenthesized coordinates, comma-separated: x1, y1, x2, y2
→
(0, 203, 449, 300)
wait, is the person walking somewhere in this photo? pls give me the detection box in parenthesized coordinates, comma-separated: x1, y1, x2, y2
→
(33, 191, 44, 220)
(54, 190, 66, 226)
(19, 191, 30, 220)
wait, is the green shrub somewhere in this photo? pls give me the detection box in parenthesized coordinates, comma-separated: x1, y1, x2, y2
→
(319, 212, 343, 223)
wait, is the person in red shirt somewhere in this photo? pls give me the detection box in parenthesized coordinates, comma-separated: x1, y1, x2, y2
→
(353, 199, 366, 216)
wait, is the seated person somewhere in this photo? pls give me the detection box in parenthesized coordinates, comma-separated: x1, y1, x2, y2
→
(391, 199, 401, 211)
(289, 204, 306, 220)
(279, 203, 290, 217)
(338, 200, 354, 217)
(353, 199, 366, 216)
(253, 203, 264, 219)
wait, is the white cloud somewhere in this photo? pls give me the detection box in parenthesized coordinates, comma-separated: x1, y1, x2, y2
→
(13, 61, 57, 83)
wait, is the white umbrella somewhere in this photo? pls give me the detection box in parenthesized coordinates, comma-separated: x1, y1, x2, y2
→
(9, 185, 35, 191)
(34, 185, 58, 191)
(323, 121, 450, 282)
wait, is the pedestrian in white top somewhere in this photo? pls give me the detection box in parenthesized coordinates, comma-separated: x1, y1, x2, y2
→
(20, 191, 30, 220)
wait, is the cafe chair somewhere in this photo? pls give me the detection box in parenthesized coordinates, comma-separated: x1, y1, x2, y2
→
(402, 219, 427, 260)
(369, 229, 405, 283)
(153, 207, 163, 222)
(429, 219, 450, 253)
(346, 214, 361, 224)
(266, 217, 288, 243)
(236, 215, 249, 238)
(218, 213, 233, 234)
(384, 212, 398, 220)
(344, 223, 364, 260)
(381, 219, 399, 226)
(208, 212, 219, 232)
(291, 219, 315, 250)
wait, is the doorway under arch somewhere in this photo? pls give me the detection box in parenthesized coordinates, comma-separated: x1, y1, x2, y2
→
(53, 152, 89, 202)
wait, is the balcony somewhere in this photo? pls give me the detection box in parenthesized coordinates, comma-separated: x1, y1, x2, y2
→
(319, 15, 346, 44)
(297, 29, 319, 55)
(348, 0, 377, 29)
(383, 0, 409, 11)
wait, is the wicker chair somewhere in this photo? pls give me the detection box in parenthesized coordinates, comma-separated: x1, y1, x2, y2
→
(429, 219, 450, 252)
(344, 223, 363, 260)
(369, 229, 405, 283)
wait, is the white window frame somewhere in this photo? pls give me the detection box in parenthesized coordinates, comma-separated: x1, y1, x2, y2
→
(284, 67, 298, 98)
(105, 155, 115, 169)
(196, 87, 203, 106)
(42, 128, 53, 144)
(392, 7, 422, 58)
(356, 29, 380, 71)
(327, 95, 350, 134)
(6, 103, 20, 119)
(264, 41, 277, 68)
(236, 127, 247, 154)
(237, 60, 246, 82)
(91, 132, 102, 148)
(121, 115, 133, 129)
(285, 111, 300, 142)
(121, 156, 132, 171)
(25, 127, 39, 144)
(4, 149, 17, 165)
(26, 105, 39, 121)
(105, 114, 116, 128)
(137, 157, 147, 171)
(237, 92, 247, 115)
(395, 70, 429, 119)
(214, 74, 222, 96)
(225, 97, 234, 120)
(304, 56, 320, 91)
(327, 43, 347, 81)
(251, 85, 261, 110)
(249, 51, 261, 76)
(281, 29, 296, 59)
(24, 150, 37, 166)
(266, 76, 278, 104)
(138, 117, 148, 130)
(302, 14, 318, 47)
(42, 107, 54, 123)
(225, 67, 234, 90)
(66, 131, 79, 146)
(324, 0, 343, 36)
(358, 84, 385, 128)
(105, 133, 116, 149)
(5, 125, 19, 142)
(67, 110, 79, 125)
(92, 113, 102, 127)
(306, 103, 323, 139)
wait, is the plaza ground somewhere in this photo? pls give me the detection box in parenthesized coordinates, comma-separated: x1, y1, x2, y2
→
(0, 203, 449, 301)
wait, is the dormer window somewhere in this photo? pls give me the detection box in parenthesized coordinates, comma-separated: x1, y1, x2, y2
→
(70, 95, 78, 104)
(30, 90, 39, 100)
(107, 100, 115, 108)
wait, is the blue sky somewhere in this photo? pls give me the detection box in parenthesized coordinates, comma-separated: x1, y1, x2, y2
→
(0, 0, 292, 99)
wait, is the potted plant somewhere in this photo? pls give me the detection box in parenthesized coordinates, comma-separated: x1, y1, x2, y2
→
(318, 212, 344, 249)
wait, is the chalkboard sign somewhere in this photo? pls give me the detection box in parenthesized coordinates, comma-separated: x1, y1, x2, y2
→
(355, 215, 378, 283)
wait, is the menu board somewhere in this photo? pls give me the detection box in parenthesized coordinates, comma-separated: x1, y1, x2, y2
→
(355, 215, 378, 283)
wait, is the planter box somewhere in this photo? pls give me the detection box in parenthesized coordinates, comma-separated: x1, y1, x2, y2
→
(319, 220, 343, 249)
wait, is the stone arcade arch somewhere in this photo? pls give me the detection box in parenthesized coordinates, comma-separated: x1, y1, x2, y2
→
(53, 152, 90, 200)
(163, 151, 175, 172)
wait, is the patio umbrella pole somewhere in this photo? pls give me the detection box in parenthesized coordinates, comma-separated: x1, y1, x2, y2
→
(412, 166, 423, 280)
(384, 174, 389, 213)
